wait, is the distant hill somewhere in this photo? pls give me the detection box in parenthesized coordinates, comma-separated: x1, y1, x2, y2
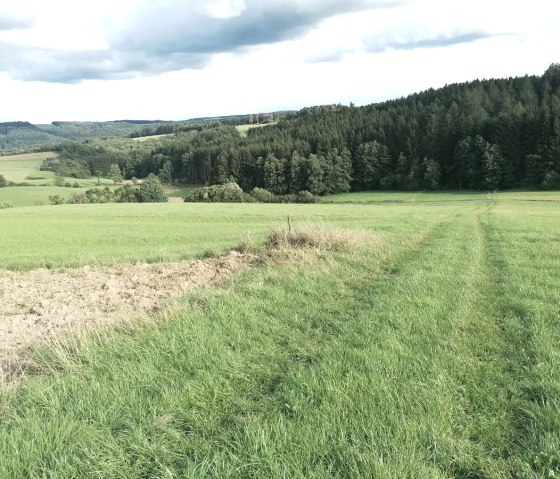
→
(0, 120, 177, 151)
(0, 113, 292, 152)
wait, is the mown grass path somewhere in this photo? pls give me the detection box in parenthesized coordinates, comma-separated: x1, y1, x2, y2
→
(1, 202, 558, 478)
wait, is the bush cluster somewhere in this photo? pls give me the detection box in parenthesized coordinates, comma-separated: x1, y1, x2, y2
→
(64, 176, 167, 205)
(184, 182, 250, 203)
(542, 170, 560, 190)
(183, 182, 319, 204)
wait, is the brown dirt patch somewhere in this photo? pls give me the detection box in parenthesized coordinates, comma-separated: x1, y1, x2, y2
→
(0, 252, 254, 361)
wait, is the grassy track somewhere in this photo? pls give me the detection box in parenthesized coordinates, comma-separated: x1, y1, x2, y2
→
(1, 197, 559, 477)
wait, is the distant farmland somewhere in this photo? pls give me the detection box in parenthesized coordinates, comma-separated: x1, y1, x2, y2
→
(0, 151, 58, 183)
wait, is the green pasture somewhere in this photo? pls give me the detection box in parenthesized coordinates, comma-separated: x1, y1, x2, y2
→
(0, 152, 58, 183)
(0, 186, 80, 208)
(235, 123, 276, 137)
(19, 170, 55, 185)
(62, 177, 114, 187)
(0, 200, 445, 270)
(1, 192, 559, 477)
(324, 189, 560, 203)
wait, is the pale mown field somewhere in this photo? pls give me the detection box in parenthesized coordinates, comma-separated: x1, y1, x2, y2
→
(0, 152, 58, 183)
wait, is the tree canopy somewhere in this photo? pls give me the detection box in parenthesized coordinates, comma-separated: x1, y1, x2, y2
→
(39, 65, 560, 192)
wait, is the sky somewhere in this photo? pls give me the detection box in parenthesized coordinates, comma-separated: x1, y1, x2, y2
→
(0, 0, 557, 123)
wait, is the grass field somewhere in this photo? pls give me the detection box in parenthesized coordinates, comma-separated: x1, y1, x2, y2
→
(0, 186, 83, 207)
(235, 123, 276, 137)
(165, 185, 196, 197)
(0, 201, 437, 270)
(1, 192, 559, 477)
(132, 133, 174, 142)
(324, 190, 560, 203)
(0, 151, 59, 183)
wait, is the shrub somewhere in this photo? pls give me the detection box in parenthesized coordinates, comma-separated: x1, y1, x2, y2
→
(542, 170, 560, 190)
(0, 202, 14, 209)
(85, 187, 113, 203)
(67, 193, 88, 204)
(53, 174, 65, 187)
(0, 174, 8, 187)
(184, 182, 250, 203)
(137, 174, 168, 203)
(185, 184, 320, 204)
(250, 187, 276, 203)
(220, 182, 248, 202)
(114, 184, 140, 203)
(72, 182, 80, 188)
(48, 195, 65, 205)
(277, 194, 296, 203)
(296, 190, 319, 203)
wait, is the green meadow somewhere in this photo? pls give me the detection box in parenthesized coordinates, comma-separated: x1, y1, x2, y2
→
(0, 182, 114, 208)
(235, 123, 276, 137)
(0, 192, 559, 478)
(0, 152, 58, 183)
(0, 201, 435, 270)
(0, 151, 119, 207)
(324, 189, 560, 203)
(0, 186, 75, 207)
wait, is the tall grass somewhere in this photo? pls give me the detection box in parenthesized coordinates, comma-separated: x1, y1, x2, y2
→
(264, 223, 376, 251)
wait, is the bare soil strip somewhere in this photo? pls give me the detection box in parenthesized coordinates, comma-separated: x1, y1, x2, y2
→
(0, 252, 253, 359)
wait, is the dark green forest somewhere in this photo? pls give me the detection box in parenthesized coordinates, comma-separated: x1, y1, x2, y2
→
(42, 64, 560, 192)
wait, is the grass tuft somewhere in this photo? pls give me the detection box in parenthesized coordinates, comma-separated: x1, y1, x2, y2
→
(265, 223, 376, 252)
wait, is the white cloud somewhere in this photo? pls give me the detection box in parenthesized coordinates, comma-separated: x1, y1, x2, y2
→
(206, 0, 247, 19)
(0, 0, 557, 122)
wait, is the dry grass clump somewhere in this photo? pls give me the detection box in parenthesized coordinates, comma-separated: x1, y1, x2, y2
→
(264, 223, 376, 252)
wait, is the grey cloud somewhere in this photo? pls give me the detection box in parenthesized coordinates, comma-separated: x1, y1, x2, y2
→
(0, 14, 34, 31)
(1, 0, 404, 83)
(0, 42, 209, 83)
(364, 31, 499, 53)
(308, 30, 500, 63)
(400, 32, 497, 49)
(112, 0, 404, 54)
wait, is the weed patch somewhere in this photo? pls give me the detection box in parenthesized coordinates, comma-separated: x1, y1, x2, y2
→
(265, 223, 377, 252)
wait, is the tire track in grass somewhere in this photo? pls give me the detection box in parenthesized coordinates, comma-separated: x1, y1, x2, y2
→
(227, 206, 536, 478)
(197, 211, 500, 478)
(479, 206, 559, 478)
(428, 205, 538, 478)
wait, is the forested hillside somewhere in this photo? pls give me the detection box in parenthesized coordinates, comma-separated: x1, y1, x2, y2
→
(0, 120, 174, 150)
(41, 64, 560, 192)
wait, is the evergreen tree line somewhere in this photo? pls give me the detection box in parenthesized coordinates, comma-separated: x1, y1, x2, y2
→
(46, 64, 560, 192)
